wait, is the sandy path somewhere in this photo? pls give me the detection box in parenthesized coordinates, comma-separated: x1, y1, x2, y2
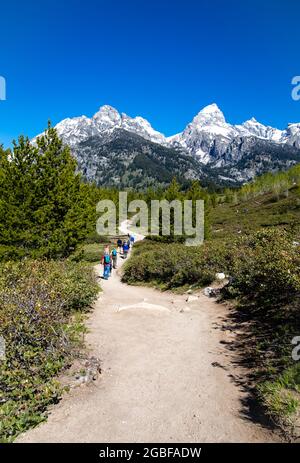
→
(17, 228, 279, 443)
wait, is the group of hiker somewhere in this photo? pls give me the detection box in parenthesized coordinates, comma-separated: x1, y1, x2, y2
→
(101, 234, 135, 280)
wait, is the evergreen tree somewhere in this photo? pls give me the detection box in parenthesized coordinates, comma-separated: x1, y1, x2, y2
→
(164, 177, 181, 201)
(0, 125, 93, 259)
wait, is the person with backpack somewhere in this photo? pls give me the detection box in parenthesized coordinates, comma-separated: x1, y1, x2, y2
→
(111, 246, 118, 269)
(130, 234, 135, 247)
(122, 240, 129, 259)
(101, 247, 112, 280)
(117, 238, 123, 254)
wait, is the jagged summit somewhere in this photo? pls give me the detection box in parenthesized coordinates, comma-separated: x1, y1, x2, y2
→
(37, 105, 167, 146)
(198, 103, 223, 114)
(33, 103, 300, 185)
(37, 102, 299, 151)
(191, 103, 226, 127)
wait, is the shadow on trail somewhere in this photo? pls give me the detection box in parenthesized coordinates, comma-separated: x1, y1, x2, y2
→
(212, 300, 278, 434)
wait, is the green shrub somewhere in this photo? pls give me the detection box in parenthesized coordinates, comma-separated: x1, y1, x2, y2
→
(122, 239, 230, 289)
(0, 259, 99, 442)
(226, 229, 300, 307)
(70, 243, 104, 264)
(0, 245, 27, 261)
(84, 232, 108, 244)
(219, 229, 300, 430)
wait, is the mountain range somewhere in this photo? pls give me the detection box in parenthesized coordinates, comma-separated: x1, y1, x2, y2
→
(35, 104, 300, 188)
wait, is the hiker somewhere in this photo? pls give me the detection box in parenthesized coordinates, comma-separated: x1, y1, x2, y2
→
(127, 234, 131, 249)
(101, 247, 112, 280)
(117, 238, 123, 254)
(122, 240, 129, 258)
(111, 246, 118, 269)
(130, 234, 135, 247)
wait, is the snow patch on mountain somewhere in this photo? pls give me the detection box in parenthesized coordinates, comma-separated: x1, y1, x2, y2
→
(121, 113, 166, 145)
(281, 123, 300, 148)
(235, 117, 283, 142)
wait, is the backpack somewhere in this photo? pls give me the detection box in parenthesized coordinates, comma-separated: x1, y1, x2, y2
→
(104, 254, 110, 264)
(112, 249, 117, 257)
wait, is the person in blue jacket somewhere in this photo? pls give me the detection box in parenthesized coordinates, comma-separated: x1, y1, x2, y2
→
(122, 240, 129, 258)
(101, 247, 112, 279)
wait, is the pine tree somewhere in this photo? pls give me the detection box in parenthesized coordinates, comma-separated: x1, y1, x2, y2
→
(0, 125, 92, 259)
(164, 177, 181, 201)
(0, 138, 39, 256)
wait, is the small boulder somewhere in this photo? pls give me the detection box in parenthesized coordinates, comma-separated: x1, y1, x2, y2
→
(203, 287, 221, 298)
(186, 295, 198, 303)
(203, 287, 213, 297)
(73, 356, 101, 387)
(215, 272, 226, 280)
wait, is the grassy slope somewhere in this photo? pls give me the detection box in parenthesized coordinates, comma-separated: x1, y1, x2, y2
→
(210, 186, 300, 241)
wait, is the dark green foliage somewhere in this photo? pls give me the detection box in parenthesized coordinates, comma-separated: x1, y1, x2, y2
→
(0, 127, 97, 259)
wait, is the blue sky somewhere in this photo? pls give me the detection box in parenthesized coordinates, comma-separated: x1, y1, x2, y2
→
(0, 0, 300, 146)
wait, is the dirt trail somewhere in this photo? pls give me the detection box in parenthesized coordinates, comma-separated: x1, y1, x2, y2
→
(18, 227, 279, 443)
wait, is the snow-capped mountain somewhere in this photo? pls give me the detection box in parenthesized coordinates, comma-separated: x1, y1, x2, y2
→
(236, 117, 283, 142)
(281, 123, 300, 148)
(34, 103, 300, 186)
(168, 104, 240, 164)
(166, 104, 300, 173)
(38, 102, 300, 158)
(167, 103, 296, 163)
(44, 105, 167, 147)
